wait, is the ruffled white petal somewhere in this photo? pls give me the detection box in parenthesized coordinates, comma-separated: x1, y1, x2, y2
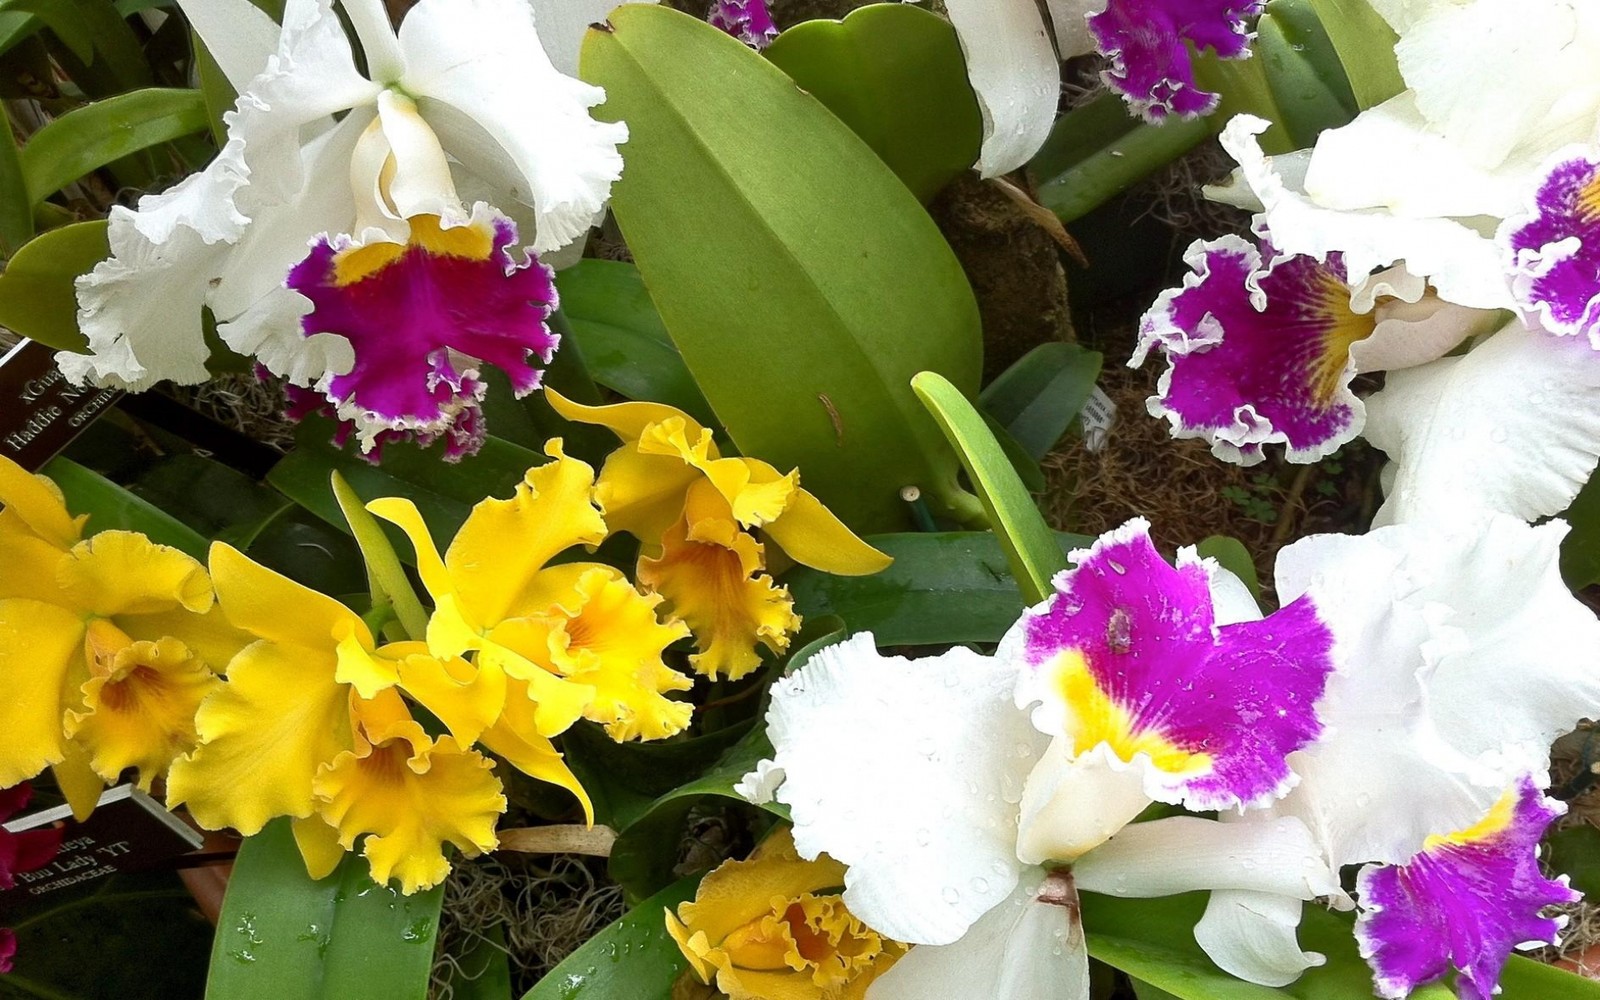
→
(399, 0, 624, 253)
(1364, 320, 1600, 525)
(944, 0, 1059, 177)
(125, 142, 250, 246)
(867, 876, 1089, 1000)
(1193, 890, 1325, 988)
(1219, 115, 1511, 310)
(176, 0, 281, 91)
(1072, 816, 1341, 901)
(527, 0, 656, 77)
(764, 633, 1047, 946)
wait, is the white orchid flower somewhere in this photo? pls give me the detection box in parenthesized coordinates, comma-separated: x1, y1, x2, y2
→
(745, 520, 1345, 997)
(64, 0, 646, 455)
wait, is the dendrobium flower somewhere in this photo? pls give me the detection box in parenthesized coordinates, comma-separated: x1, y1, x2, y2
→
(1501, 148, 1600, 348)
(64, 0, 641, 454)
(370, 441, 697, 745)
(1134, 233, 1496, 464)
(708, 0, 778, 49)
(666, 828, 906, 1000)
(0, 454, 245, 819)
(944, 0, 1264, 176)
(0, 784, 63, 975)
(547, 392, 891, 679)
(166, 543, 522, 892)
(744, 521, 1342, 996)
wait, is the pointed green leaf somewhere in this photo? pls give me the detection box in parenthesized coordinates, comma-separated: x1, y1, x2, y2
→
(1303, 0, 1404, 110)
(0, 112, 31, 252)
(0, 220, 108, 351)
(579, 6, 981, 532)
(21, 88, 209, 204)
(980, 342, 1103, 460)
(43, 455, 209, 559)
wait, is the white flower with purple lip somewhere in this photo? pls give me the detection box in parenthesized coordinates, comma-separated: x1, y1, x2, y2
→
(63, 0, 646, 454)
(743, 519, 1344, 997)
(942, 0, 1264, 177)
(1501, 148, 1600, 348)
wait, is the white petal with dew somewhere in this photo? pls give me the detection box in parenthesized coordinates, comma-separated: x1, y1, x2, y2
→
(1364, 320, 1600, 525)
(944, 0, 1059, 177)
(765, 633, 1047, 946)
(1194, 890, 1325, 988)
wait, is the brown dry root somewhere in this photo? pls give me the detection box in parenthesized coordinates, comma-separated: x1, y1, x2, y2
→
(164, 373, 298, 453)
(430, 854, 625, 1000)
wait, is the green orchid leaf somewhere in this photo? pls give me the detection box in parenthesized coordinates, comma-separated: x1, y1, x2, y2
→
(519, 876, 700, 1000)
(1548, 824, 1600, 899)
(1255, 0, 1360, 149)
(20, 88, 209, 204)
(0, 220, 108, 351)
(206, 819, 444, 1000)
(1561, 470, 1600, 590)
(980, 342, 1104, 460)
(580, 6, 981, 533)
(44, 455, 210, 558)
(764, 3, 981, 202)
(911, 370, 1066, 604)
(1303, 0, 1404, 110)
(554, 259, 715, 424)
(787, 531, 1090, 646)
(0, 111, 30, 252)
(0, 0, 90, 61)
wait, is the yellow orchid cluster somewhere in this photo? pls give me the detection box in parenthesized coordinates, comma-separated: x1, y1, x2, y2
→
(548, 393, 891, 680)
(0, 455, 247, 820)
(169, 441, 695, 893)
(667, 828, 905, 1000)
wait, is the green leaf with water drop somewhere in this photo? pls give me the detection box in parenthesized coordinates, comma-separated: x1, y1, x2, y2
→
(520, 876, 700, 1000)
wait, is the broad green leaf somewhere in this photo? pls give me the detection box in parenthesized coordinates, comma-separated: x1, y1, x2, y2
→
(206, 819, 444, 1000)
(1304, 0, 1404, 110)
(1031, 93, 1210, 224)
(764, 3, 981, 201)
(0, 220, 108, 351)
(0, 0, 89, 61)
(580, 6, 981, 533)
(980, 342, 1103, 460)
(44, 455, 210, 558)
(21, 88, 209, 203)
(0, 112, 31, 252)
(520, 876, 700, 1000)
(911, 370, 1065, 604)
(787, 531, 1091, 646)
(1256, 0, 1359, 149)
(554, 259, 715, 424)
(0, 870, 211, 999)
(1548, 824, 1600, 899)
(1196, 535, 1261, 604)
(0, 11, 41, 56)
(1561, 470, 1600, 589)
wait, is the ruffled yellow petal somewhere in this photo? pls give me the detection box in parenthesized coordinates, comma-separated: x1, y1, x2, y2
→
(58, 531, 212, 617)
(0, 455, 83, 549)
(537, 565, 692, 743)
(0, 598, 86, 787)
(639, 518, 799, 681)
(695, 457, 797, 530)
(121, 603, 252, 672)
(479, 678, 593, 825)
(66, 636, 219, 789)
(426, 592, 486, 660)
(763, 488, 893, 577)
(313, 720, 504, 895)
(209, 542, 367, 651)
(392, 647, 506, 747)
(476, 632, 595, 738)
(592, 443, 700, 543)
(167, 641, 350, 834)
(446, 441, 607, 626)
(545, 388, 702, 445)
(364, 497, 454, 605)
(292, 814, 346, 881)
(333, 624, 401, 700)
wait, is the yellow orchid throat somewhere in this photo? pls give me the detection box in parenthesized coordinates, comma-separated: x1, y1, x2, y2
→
(546, 391, 891, 679)
(667, 828, 904, 1000)
(0, 454, 243, 819)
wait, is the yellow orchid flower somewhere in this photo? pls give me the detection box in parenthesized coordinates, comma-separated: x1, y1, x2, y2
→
(545, 392, 889, 679)
(0, 455, 245, 817)
(166, 543, 573, 892)
(667, 828, 905, 1000)
(370, 440, 696, 744)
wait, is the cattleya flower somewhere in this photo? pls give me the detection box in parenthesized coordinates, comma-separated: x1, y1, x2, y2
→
(709, 0, 778, 49)
(547, 392, 891, 679)
(0, 454, 244, 818)
(744, 521, 1342, 996)
(1228, 512, 1600, 994)
(166, 543, 521, 892)
(0, 784, 63, 975)
(666, 828, 906, 999)
(944, 0, 1264, 176)
(371, 441, 696, 745)
(65, 0, 640, 454)
(1134, 233, 1497, 464)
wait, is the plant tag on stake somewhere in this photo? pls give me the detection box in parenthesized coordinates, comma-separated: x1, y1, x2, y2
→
(1079, 387, 1117, 452)
(0, 339, 121, 471)
(0, 785, 204, 914)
